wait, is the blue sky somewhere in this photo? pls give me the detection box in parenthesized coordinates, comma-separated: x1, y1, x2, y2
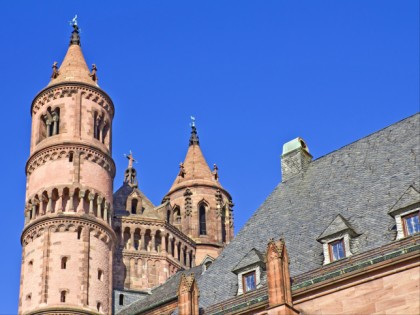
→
(0, 1, 418, 313)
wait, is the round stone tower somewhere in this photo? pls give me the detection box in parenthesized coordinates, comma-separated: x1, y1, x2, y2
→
(19, 22, 116, 315)
(164, 123, 234, 265)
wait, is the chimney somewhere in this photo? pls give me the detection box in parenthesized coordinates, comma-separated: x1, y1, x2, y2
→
(281, 137, 312, 182)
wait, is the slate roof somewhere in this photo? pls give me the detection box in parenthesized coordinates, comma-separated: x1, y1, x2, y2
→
(118, 265, 204, 315)
(117, 113, 420, 313)
(196, 113, 419, 308)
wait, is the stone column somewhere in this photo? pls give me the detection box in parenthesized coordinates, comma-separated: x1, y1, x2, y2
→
(46, 195, 53, 213)
(77, 190, 85, 213)
(174, 241, 179, 261)
(102, 202, 109, 221)
(187, 251, 191, 267)
(151, 231, 156, 252)
(161, 234, 167, 253)
(140, 231, 146, 251)
(88, 193, 95, 215)
(97, 196, 103, 218)
(67, 190, 74, 211)
(130, 229, 135, 250)
(56, 193, 63, 213)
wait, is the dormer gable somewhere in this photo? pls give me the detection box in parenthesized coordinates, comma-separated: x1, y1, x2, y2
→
(232, 248, 265, 295)
(317, 214, 360, 264)
(388, 186, 420, 239)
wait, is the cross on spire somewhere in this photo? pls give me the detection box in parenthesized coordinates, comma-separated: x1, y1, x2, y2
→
(124, 151, 136, 169)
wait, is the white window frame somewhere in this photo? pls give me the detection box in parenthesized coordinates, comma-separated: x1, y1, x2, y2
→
(395, 208, 420, 240)
(321, 233, 352, 265)
(236, 265, 262, 295)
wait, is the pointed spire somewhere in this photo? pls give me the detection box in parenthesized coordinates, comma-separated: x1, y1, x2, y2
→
(189, 116, 199, 146)
(47, 16, 99, 87)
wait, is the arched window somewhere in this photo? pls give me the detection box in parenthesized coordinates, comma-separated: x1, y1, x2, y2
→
(174, 206, 181, 224)
(60, 291, 66, 303)
(199, 204, 207, 235)
(97, 302, 102, 312)
(131, 198, 138, 214)
(119, 293, 124, 305)
(61, 257, 68, 269)
(42, 107, 60, 140)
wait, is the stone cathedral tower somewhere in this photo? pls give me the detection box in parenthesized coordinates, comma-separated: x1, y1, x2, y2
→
(19, 23, 116, 314)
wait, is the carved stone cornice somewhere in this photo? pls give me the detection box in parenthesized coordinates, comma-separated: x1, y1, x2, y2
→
(26, 144, 115, 177)
(21, 215, 116, 246)
(31, 82, 115, 117)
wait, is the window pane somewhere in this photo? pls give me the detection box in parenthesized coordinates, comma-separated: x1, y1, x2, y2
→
(244, 273, 256, 291)
(331, 241, 345, 261)
(405, 214, 420, 235)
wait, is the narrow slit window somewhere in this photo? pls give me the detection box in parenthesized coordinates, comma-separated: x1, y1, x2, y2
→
(60, 291, 66, 303)
(98, 269, 103, 281)
(61, 257, 68, 269)
(119, 294, 124, 306)
(131, 199, 138, 214)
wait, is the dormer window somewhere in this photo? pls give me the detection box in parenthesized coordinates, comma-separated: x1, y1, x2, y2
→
(232, 248, 265, 295)
(402, 211, 420, 237)
(242, 271, 256, 293)
(317, 214, 359, 265)
(328, 239, 345, 262)
(388, 186, 420, 240)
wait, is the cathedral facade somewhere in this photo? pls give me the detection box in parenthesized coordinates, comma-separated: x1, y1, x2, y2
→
(19, 24, 419, 315)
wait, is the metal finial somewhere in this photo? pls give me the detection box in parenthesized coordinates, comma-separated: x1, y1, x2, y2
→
(69, 15, 81, 46)
(189, 116, 200, 146)
(70, 15, 78, 27)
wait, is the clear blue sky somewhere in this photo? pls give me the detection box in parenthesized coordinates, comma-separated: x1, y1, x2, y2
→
(0, 1, 418, 313)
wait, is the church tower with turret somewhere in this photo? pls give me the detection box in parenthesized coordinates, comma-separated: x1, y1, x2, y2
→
(19, 21, 116, 314)
(164, 123, 234, 264)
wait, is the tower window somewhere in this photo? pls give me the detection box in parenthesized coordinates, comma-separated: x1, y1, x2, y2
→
(26, 293, 32, 303)
(119, 294, 124, 305)
(42, 107, 60, 140)
(98, 269, 103, 281)
(28, 260, 33, 272)
(328, 239, 345, 262)
(61, 257, 68, 269)
(77, 228, 82, 240)
(131, 198, 138, 214)
(402, 211, 420, 236)
(97, 302, 102, 312)
(242, 271, 256, 293)
(69, 152, 74, 163)
(60, 291, 66, 303)
(199, 204, 207, 235)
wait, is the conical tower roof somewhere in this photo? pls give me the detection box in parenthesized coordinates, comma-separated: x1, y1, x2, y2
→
(168, 125, 222, 194)
(48, 23, 98, 87)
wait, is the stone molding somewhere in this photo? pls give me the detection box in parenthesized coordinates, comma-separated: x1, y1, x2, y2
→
(21, 215, 116, 247)
(31, 82, 114, 117)
(26, 144, 115, 177)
